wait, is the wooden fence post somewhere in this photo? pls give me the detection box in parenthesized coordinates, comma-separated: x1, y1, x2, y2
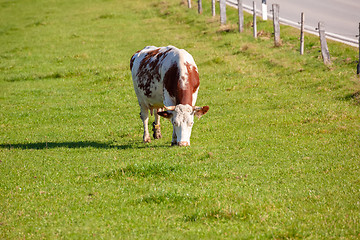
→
(187, 0, 191, 8)
(357, 22, 360, 75)
(300, 12, 305, 55)
(317, 22, 331, 65)
(220, 0, 226, 25)
(212, 0, 216, 17)
(198, 0, 202, 14)
(238, 0, 244, 32)
(262, 0, 267, 21)
(272, 4, 280, 46)
(253, 1, 257, 38)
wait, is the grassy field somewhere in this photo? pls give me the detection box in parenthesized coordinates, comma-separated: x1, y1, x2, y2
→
(1, 0, 360, 238)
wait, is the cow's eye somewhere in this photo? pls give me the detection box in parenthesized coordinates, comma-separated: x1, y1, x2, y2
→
(173, 121, 180, 127)
(188, 122, 194, 127)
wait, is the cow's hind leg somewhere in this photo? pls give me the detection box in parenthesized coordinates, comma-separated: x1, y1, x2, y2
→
(152, 109, 162, 139)
(140, 108, 151, 143)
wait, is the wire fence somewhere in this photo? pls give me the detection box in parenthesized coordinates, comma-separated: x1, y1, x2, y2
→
(190, 0, 359, 71)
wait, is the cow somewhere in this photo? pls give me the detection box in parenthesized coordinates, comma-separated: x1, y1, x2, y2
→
(130, 45, 209, 146)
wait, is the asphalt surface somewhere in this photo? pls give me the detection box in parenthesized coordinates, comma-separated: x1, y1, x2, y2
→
(227, 0, 360, 46)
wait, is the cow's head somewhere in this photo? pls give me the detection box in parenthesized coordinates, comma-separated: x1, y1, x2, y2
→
(158, 104, 209, 146)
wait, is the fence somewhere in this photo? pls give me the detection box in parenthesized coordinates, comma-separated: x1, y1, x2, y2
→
(225, 0, 359, 47)
(187, 0, 360, 74)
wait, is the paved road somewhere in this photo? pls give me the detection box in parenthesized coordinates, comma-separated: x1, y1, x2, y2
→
(227, 0, 360, 46)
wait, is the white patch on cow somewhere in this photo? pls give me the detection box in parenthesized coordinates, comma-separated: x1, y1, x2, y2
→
(178, 51, 188, 90)
(179, 76, 188, 89)
(163, 89, 176, 107)
(192, 88, 199, 106)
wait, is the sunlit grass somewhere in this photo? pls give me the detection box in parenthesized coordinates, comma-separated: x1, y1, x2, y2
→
(1, 0, 360, 239)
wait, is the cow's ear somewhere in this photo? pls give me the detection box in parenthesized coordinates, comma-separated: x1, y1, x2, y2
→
(194, 106, 209, 119)
(157, 111, 173, 119)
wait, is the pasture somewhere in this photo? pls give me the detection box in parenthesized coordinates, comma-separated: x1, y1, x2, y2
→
(1, 0, 359, 238)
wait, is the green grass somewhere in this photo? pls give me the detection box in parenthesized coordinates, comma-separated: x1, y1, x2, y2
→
(1, 0, 360, 239)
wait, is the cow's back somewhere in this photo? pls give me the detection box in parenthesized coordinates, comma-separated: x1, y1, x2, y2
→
(130, 46, 199, 108)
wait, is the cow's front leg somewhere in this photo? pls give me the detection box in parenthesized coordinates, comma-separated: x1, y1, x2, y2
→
(152, 109, 162, 139)
(140, 109, 151, 143)
(171, 127, 177, 146)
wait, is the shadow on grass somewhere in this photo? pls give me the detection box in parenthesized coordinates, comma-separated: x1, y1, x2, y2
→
(0, 141, 169, 150)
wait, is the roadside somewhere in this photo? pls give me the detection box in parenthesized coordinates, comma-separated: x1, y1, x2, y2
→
(226, 0, 360, 47)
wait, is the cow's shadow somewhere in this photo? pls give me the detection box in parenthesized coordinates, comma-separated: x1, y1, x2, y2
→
(0, 141, 168, 150)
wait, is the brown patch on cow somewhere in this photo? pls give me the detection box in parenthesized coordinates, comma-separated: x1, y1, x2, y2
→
(164, 63, 181, 101)
(178, 62, 200, 105)
(136, 48, 164, 97)
(164, 62, 200, 105)
(185, 62, 200, 94)
(176, 82, 192, 105)
(142, 48, 160, 65)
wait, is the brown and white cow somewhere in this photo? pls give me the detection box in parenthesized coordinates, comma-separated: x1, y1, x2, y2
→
(130, 46, 209, 146)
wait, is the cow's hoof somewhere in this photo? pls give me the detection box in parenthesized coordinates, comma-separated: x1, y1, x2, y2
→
(178, 141, 190, 147)
(152, 123, 162, 139)
(143, 137, 151, 143)
(171, 142, 177, 147)
(153, 132, 162, 139)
